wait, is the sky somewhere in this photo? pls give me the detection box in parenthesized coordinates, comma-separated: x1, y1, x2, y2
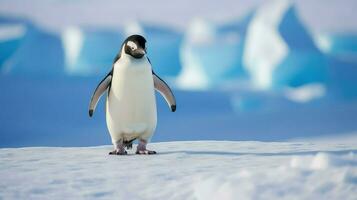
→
(0, 0, 356, 34)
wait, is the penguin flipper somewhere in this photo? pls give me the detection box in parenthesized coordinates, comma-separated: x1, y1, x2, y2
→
(152, 71, 176, 112)
(89, 73, 112, 117)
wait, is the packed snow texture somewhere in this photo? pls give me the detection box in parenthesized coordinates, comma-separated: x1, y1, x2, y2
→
(0, 141, 356, 200)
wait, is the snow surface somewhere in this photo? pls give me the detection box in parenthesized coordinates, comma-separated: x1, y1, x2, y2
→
(1, 141, 356, 199)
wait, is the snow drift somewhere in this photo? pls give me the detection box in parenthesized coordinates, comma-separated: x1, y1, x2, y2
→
(0, 141, 356, 199)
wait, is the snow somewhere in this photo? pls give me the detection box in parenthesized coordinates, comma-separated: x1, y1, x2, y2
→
(1, 141, 356, 199)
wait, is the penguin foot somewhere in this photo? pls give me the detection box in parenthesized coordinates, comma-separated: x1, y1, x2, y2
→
(136, 139, 156, 155)
(109, 149, 127, 155)
(136, 150, 157, 155)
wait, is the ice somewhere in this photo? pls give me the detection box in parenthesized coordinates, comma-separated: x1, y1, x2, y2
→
(314, 33, 357, 63)
(61, 26, 84, 74)
(0, 17, 27, 69)
(62, 22, 182, 77)
(0, 18, 66, 76)
(177, 16, 251, 90)
(1, 19, 181, 78)
(243, 1, 289, 89)
(243, 0, 327, 90)
(143, 25, 182, 77)
(0, 141, 356, 199)
(176, 19, 214, 89)
(327, 58, 357, 98)
(0, 20, 65, 76)
(0, 24, 25, 67)
(0, 24, 25, 41)
(283, 83, 326, 103)
(61, 27, 123, 76)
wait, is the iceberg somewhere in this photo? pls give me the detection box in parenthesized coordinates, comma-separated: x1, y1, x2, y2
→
(314, 33, 357, 63)
(62, 27, 123, 76)
(0, 17, 65, 76)
(327, 58, 357, 98)
(62, 23, 182, 77)
(0, 24, 26, 66)
(243, 0, 327, 90)
(0, 17, 27, 71)
(177, 15, 252, 90)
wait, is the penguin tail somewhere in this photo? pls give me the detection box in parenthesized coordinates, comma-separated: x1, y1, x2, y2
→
(123, 138, 137, 149)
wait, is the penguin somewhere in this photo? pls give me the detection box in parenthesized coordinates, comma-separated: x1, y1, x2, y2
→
(89, 35, 176, 155)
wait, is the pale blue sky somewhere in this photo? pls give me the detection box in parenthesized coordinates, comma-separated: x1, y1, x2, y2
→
(0, 0, 356, 33)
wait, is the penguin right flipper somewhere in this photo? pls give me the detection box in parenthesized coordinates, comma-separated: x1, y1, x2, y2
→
(152, 71, 176, 112)
(89, 72, 112, 117)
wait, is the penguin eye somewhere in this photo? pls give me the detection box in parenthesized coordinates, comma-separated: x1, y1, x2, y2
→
(127, 41, 137, 51)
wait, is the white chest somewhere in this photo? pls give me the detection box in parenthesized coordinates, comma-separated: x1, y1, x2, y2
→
(105, 56, 157, 140)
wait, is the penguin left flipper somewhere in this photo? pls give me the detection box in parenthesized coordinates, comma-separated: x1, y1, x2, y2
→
(152, 71, 176, 112)
(89, 71, 112, 117)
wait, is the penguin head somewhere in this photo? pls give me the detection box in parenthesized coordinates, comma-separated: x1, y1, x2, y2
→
(123, 35, 147, 59)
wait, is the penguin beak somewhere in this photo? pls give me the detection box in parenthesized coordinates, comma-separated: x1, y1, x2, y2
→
(132, 48, 146, 58)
